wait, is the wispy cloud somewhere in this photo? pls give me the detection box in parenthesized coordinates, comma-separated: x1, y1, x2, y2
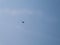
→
(0, 8, 44, 16)
(0, 8, 33, 16)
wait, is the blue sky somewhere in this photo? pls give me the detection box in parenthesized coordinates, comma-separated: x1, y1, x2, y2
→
(0, 0, 60, 45)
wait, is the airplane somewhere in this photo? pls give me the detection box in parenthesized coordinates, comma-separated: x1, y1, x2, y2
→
(22, 21, 24, 23)
(18, 18, 24, 23)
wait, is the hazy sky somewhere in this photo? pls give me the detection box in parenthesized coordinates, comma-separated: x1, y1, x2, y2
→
(0, 0, 60, 45)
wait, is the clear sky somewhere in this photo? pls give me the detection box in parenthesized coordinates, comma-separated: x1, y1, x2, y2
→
(0, 0, 60, 45)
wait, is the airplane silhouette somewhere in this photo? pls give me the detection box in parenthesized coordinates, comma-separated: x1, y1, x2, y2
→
(22, 21, 24, 23)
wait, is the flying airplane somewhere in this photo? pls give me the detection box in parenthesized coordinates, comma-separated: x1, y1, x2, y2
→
(18, 18, 24, 23)
(22, 21, 24, 23)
